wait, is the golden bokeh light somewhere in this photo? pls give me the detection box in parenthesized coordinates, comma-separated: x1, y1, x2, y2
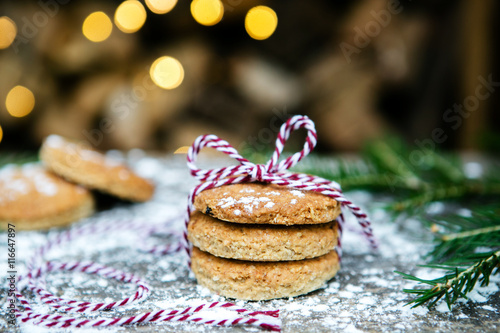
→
(150, 56, 184, 90)
(115, 0, 147, 33)
(0, 124, 3, 144)
(6, 86, 36, 118)
(145, 0, 177, 14)
(0, 16, 17, 49)
(245, 6, 278, 40)
(82, 12, 113, 42)
(174, 146, 190, 154)
(190, 0, 224, 26)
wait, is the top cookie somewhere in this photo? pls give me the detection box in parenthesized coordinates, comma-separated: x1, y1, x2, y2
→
(40, 135, 154, 202)
(194, 182, 341, 225)
(0, 164, 94, 230)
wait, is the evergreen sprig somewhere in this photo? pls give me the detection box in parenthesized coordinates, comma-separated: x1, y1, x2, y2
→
(428, 208, 500, 261)
(395, 206, 500, 309)
(289, 137, 500, 309)
(0, 152, 38, 168)
(396, 250, 500, 309)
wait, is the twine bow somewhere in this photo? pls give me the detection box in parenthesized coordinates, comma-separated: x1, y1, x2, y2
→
(183, 115, 378, 262)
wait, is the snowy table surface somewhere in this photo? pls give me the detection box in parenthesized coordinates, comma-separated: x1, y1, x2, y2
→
(1, 153, 499, 333)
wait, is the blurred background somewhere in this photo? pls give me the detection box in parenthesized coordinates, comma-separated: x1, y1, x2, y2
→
(0, 0, 499, 155)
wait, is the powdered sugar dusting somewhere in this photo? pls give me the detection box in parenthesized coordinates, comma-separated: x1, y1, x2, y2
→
(0, 165, 30, 203)
(264, 202, 275, 208)
(44, 135, 131, 171)
(244, 204, 253, 213)
(217, 195, 274, 213)
(44, 134, 65, 148)
(290, 190, 305, 197)
(1, 157, 498, 332)
(32, 174, 58, 196)
(0, 164, 59, 203)
(22, 165, 58, 196)
(79, 148, 104, 163)
(218, 197, 236, 208)
(0, 179, 29, 202)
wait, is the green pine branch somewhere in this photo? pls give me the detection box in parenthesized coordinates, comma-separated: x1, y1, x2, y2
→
(290, 137, 500, 310)
(427, 207, 500, 260)
(396, 250, 500, 309)
(0, 152, 38, 167)
(396, 207, 500, 309)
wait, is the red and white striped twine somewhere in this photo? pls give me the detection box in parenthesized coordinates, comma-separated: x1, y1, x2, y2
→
(11, 218, 280, 331)
(10, 115, 375, 332)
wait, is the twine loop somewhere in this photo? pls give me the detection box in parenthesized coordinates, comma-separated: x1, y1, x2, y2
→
(187, 115, 317, 183)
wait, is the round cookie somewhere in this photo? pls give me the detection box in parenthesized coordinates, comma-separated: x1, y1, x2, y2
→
(193, 183, 341, 225)
(40, 135, 154, 202)
(191, 247, 340, 300)
(188, 211, 338, 261)
(0, 164, 94, 231)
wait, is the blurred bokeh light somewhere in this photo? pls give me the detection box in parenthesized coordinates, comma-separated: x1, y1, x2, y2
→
(6, 86, 35, 118)
(190, 0, 224, 26)
(245, 6, 278, 40)
(150, 56, 184, 89)
(115, 0, 147, 33)
(0, 16, 17, 49)
(145, 0, 178, 14)
(82, 12, 113, 42)
(0, 1, 498, 153)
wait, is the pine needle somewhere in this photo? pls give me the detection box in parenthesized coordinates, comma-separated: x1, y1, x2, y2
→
(441, 225, 500, 242)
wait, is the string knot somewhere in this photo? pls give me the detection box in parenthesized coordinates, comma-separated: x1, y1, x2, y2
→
(250, 164, 268, 182)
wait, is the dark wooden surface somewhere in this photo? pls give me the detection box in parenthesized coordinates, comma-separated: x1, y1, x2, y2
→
(1, 155, 499, 333)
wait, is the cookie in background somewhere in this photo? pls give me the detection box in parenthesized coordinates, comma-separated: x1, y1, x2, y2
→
(40, 135, 155, 202)
(0, 164, 94, 231)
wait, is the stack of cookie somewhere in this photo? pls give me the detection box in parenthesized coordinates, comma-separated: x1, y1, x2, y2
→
(0, 135, 154, 231)
(187, 182, 341, 300)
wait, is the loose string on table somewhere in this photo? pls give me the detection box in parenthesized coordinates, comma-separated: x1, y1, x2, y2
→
(11, 217, 280, 331)
(9, 115, 376, 332)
